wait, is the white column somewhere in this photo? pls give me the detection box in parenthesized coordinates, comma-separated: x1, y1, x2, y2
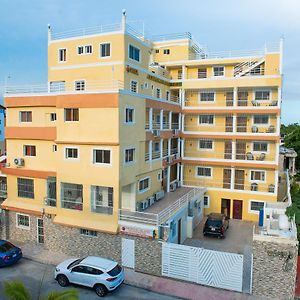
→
(178, 113, 182, 131)
(181, 89, 185, 107)
(232, 115, 237, 133)
(232, 140, 236, 160)
(169, 111, 172, 130)
(233, 87, 238, 107)
(278, 87, 282, 108)
(149, 108, 153, 131)
(160, 109, 163, 130)
(160, 139, 164, 158)
(182, 114, 185, 132)
(180, 164, 184, 185)
(274, 170, 279, 196)
(181, 139, 185, 158)
(276, 115, 281, 136)
(149, 141, 152, 161)
(182, 65, 186, 80)
(168, 138, 171, 156)
(177, 138, 180, 156)
(275, 141, 280, 165)
(177, 163, 180, 181)
(167, 166, 171, 193)
(230, 167, 235, 190)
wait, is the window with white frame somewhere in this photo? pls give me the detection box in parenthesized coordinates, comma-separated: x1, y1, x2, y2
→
(130, 80, 138, 93)
(20, 111, 32, 122)
(125, 108, 134, 124)
(200, 92, 215, 102)
(166, 91, 170, 101)
(125, 148, 135, 163)
(197, 167, 212, 177)
(253, 115, 269, 125)
(59, 48, 67, 62)
(77, 46, 84, 55)
(129, 44, 140, 62)
(80, 229, 97, 237)
(100, 43, 111, 57)
(163, 49, 170, 55)
(61, 182, 83, 210)
(253, 141, 268, 152)
(75, 80, 85, 91)
(93, 149, 111, 164)
(198, 68, 207, 78)
(53, 144, 57, 152)
(250, 170, 265, 181)
(17, 214, 30, 229)
(249, 200, 265, 213)
(65, 148, 78, 159)
(85, 45, 92, 54)
(50, 113, 57, 121)
(156, 88, 161, 99)
(138, 177, 150, 192)
(203, 195, 210, 208)
(255, 90, 270, 101)
(91, 185, 113, 214)
(199, 139, 213, 150)
(199, 115, 214, 125)
(24, 145, 36, 156)
(213, 66, 224, 77)
(64, 108, 79, 121)
(17, 178, 34, 198)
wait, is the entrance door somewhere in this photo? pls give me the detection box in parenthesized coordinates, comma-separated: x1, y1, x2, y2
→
(178, 219, 182, 244)
(234, 170, 245, 190)
(37, 218, 44, 244)
(224, 141, 232, 159)
(221, 199, 231, 218)
(236, 141, 246, 160)
(122, 238, 135, 269)
(233, 200, 243, 219)
(225, 116, 233, 132)
(223, 169, 231, 189)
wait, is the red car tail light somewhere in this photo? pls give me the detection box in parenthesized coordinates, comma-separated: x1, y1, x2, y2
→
(106, 277, 117, 282)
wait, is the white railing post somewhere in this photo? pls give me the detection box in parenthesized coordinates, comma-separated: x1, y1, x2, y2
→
(160, 109, 164, 130)
(169, 111, 172, 130)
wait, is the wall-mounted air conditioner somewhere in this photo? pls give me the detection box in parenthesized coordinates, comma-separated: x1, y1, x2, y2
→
(14, 158, 24, 167)
(155, 190, 165, 201)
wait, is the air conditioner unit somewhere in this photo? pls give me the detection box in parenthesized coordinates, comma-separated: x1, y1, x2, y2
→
(251, 183, 258, 191)
(142, 200, 149, 210)
(172, 129, 179, 135)
(148, 196, 155, 206)
(155, 190, 165, 201)
(136, 201, 143, 212)
(153, 129, 160, 137)
(170, 182, 177, 192)
(14, 158, 24, 167)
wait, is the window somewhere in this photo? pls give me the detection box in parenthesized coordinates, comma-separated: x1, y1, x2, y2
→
(16, 214, 30, 229)
(166, 91, 170, 101)
(129, 44, 140, 62)
(154, 141, 160, 152)
(255, 90, 270, 101)
(91, 186, 113, 214)
(24, 145, 36, 156)
(250, 170, 265, 181)
(197, 167, 212, 177)
(198, 68, 207, 79)
(59, 48, 67, 62)
(139, 177, 150, 192)
(213, 66, 224, 77)
(50, 113, 57, 121)
(100, 43, 111, 57)
(253, 141, 268, 152)
(77, 46, 84, 55)
(130, 80, 138, 93)
(125, 108, 134, 124)
(65, 108, 79, 121)
(163, 49, 170, 55)
(203, 195, 210, 208)
(199, 115, 214, 125)
(93, 149, 111, 164)
(125, 148, 135, 163)
(249, 200, 265, 213)
(253, 115, 269, 125)
(20, 111, 32, 122)
(199, 139, 213, 150)
(65, 148, 78, 159)
(61, 182, 83, 210)
(156, 88, 161, 99)
(155, 49, 159, 53)
(144, 82, 149, 89)
(200, 92, 215, 102)
(80, 229, 97, 237)
(75, 80, 85, 91)
(17, 178, 34, 198)
(52, 144, 57, 152)
(157, 172, 161, 181)
(85, 45, 92, 54)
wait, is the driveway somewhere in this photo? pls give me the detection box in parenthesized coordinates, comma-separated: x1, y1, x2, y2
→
(0, 258, 178, 300)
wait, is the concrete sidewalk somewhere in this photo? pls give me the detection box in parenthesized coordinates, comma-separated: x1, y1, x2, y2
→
(16, 241, 266, 300)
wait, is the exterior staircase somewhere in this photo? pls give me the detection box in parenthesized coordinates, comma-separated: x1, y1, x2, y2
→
(234, 58, 265, 77)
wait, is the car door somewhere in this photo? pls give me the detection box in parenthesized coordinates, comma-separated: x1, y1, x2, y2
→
(69, 265, 91, 286)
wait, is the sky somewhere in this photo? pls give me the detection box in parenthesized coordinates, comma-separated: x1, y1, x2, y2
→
(0, 0, 299, 124)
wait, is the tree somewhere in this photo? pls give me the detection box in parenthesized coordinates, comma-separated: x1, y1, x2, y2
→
(3, 281, 79, 300)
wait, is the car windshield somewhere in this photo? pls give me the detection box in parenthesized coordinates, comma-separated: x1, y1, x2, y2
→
(67, 258, 85, 269)
(0, 242, 15, 253)
(107, 264, 122, 277)
(207, 219, 222, 227)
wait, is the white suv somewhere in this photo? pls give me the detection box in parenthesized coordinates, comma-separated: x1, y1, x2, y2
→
(54, 256, 125, 297)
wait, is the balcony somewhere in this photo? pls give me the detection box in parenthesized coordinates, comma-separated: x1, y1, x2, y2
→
(0, 182, 7, 199)
(119, 187, 206, 226)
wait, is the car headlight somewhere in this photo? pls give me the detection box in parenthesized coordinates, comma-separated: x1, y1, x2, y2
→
(55, 267, 60, 272)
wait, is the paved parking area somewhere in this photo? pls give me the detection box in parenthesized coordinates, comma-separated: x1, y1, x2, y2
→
(0, 258, 178, 300)
(184, 218, 254, 254)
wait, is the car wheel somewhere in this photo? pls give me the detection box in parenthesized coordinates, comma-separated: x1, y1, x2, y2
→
(57, 274, 69, 287)
(94, 284, 107, 297)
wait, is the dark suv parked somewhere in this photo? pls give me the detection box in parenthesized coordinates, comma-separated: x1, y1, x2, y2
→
(203, 213, 229, 238)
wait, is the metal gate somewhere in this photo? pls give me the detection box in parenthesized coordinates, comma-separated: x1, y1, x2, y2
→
(122, 238, 135, 269)
(162, 242, 243, 292)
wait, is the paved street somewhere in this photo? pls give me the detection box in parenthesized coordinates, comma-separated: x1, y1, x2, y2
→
(0, 258, 178, 300)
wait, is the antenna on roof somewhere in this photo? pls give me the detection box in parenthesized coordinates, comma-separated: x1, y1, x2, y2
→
(47, 24, 52, 42)
(122, 9, 126, 31)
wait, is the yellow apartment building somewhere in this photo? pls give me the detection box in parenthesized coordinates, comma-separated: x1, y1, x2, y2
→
(0, 12, 282, 250)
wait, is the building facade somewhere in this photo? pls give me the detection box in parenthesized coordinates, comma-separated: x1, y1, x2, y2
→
(1, 13, 282, 247)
